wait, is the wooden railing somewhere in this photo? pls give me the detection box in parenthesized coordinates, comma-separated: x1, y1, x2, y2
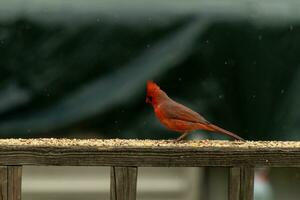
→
(0, 139, 299, 200)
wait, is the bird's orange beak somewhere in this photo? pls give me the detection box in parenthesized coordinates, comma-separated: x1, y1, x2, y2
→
(146, 96, 150, 104)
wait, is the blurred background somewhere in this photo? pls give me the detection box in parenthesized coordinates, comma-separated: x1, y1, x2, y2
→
(1, 0, 300, 199)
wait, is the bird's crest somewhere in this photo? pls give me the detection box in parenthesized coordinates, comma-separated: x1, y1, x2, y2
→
(147, 80, 160, 95)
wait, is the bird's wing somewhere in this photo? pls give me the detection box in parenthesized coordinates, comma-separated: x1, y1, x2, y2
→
(158, 101, 209, 124)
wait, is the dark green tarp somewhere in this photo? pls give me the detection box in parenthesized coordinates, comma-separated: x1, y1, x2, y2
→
(0, 1, 300, 140)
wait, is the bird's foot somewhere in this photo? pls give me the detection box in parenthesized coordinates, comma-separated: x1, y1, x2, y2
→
(174, 132, 189, 143)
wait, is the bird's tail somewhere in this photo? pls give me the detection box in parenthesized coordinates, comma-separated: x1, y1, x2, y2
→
(205, 123, 245, 141)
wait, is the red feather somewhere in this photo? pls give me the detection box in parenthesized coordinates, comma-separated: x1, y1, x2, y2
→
(146, 81, 245, 142)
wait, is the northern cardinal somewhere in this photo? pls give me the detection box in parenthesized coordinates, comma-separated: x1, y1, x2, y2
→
(146, 81, 245, 142)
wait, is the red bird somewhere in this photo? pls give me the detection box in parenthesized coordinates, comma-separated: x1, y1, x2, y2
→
(146, 81, 245, 142)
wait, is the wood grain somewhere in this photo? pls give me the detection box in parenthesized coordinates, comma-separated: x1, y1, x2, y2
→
(7, 166, 22, 200)
(228, 167, 254, 200)
(0, 166, 8, 200)
(0, 166, 22, 200)
(228, 167, 240, 200)
(110, 167, 138, 200)
(0, 139, 298, 167)
(240, 166, 254, 200)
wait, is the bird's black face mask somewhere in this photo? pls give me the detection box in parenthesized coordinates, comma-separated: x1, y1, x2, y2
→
(146, 96, 152, 104)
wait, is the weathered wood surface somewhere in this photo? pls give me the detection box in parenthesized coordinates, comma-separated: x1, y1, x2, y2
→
(228, 167, 240, 200)
(110, 167, 138, 200)
(7, 166, 22, 200)
(0, 166, 22, 200)
(0, 166, 8, 200)
(0, 139, 299, 167)
(228, 167, 254, 200)
(239, 167, 254, 200)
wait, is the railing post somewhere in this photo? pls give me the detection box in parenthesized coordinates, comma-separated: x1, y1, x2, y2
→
(0, 166, 8, 200)
(240, 166, 254, 200)
(229, 166, 254, 200)
(0, 166, 22, 200)
(229, 167, 240, 200)
(110, 166, 138, 200)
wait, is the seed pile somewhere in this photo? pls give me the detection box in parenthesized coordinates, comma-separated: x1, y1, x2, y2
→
(0, 138, 299, 149)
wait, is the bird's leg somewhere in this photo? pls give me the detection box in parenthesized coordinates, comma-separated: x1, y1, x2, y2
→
(175, 132, 189, 142)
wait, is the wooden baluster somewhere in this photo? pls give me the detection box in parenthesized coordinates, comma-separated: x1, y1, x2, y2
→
(240, 166, 254, 200)
(0, 166, 22, 200)
(110, 166, 138, 200)
(0, 166, 8, 200)
(229, 166, 254, 200)
(229, 167, 240, 200)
